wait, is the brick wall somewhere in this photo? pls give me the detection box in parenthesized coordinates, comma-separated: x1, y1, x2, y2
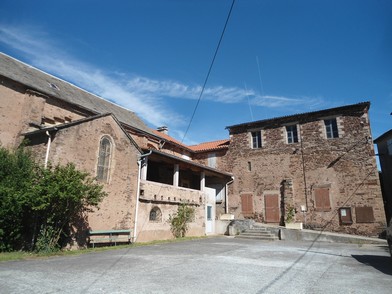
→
(224, 106, 386, 236)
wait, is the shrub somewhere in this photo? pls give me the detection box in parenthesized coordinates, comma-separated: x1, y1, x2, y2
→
(0, 146, 107, 252)
(169, 204, 195, 238)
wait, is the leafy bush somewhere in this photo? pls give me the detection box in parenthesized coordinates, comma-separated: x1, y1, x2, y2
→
(169, 204, 195, 238)
(285, 205, 296, 224)
(0, 146, 107, 252)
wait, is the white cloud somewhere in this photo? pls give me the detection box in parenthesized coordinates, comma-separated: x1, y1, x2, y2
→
(0, 24, 184, 128)
(0, 24, 325, 141)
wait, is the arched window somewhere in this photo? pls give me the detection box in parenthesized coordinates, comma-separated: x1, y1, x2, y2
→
(149, 207, 162, 222)
(97, 136, 112, 182)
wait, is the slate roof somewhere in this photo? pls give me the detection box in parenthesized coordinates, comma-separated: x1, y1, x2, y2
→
(374, 129, 392, 144)
(0, 52, 153, 135)
(189, 139, 230, 152)
(226, 102, 370, 130)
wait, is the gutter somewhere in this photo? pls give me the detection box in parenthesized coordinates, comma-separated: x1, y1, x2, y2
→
(44, 129, 57, 168)
(133, 150, 153, 242)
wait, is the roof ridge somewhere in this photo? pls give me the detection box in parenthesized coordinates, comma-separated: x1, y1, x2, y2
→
(226, 101, 370, 129)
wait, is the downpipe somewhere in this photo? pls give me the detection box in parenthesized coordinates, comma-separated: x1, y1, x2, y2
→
(133, 150, 152, 242)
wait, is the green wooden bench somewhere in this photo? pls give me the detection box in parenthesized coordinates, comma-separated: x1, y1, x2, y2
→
(89, 229, 132, 247)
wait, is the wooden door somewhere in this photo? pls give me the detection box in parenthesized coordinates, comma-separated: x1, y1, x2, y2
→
(264, 194, 279, 223)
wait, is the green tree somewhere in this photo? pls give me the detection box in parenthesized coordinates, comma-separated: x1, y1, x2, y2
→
(31, 163, 107, 252)
(169, 204, 195, 238)
(0, 147, 37, 251)
(0, 146, 107, 252)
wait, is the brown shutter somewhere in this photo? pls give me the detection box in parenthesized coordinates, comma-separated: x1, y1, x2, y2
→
(355, 206, 374, 223)
(241, 194, 254, 217)
(314, 188, 331, 212)
(265, 194, 280, 223)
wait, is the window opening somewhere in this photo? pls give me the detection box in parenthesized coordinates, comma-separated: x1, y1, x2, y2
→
(149, 207, 162, 222)
(251, 131, 262, 149)
(324, 119, 339, 139)
(286, 125, 298, 143)
(97, 136, 112, 181)
(207, 206, 212, 220)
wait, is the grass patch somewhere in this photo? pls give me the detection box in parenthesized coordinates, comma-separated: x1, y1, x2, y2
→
(0, 236, 207, 262)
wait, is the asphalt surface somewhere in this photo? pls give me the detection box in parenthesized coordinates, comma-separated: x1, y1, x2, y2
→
(1, 237, 391, 294)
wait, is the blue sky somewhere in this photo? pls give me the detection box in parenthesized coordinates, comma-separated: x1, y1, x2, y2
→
(0, 0, 391, 145)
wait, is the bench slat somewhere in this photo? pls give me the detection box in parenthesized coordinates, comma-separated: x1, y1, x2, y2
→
(89, 229, 132, 247)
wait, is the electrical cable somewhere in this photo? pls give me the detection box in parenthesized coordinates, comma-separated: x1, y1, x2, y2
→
(181, 0, 236, 143)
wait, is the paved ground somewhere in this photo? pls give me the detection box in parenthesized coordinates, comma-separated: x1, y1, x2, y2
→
(1, 237, 391, 294)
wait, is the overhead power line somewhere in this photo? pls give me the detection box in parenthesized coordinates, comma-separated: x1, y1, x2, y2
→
(181, 0, 236, 143)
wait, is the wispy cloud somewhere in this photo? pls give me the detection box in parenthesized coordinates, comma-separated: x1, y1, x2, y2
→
(0, 24, 324, 138)
(0, 25, 184, 128)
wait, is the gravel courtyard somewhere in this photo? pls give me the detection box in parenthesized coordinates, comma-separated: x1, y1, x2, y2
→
(1, 237, 391, 294)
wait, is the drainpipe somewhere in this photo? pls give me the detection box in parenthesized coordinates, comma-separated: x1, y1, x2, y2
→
(133, 150, 152, 242)
(44, 131, 52, 169)
(225, 176, 234, 214)
(298, 124, 308, 211)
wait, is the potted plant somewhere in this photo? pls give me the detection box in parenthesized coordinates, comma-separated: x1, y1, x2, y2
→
(285, 205, 303, 229)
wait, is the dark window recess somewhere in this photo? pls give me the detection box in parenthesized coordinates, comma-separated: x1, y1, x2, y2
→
(241, 194, 254, 217)
(146, 160, 174, 185)
(355, 206, 374, 223)
(251, 131, 262, 148)
(179, 169, 200, 190)
(149, 207, 162, 222)
(324, 119, 339, 139)
(338, 207, 353, 225)
(286, 125, 298, 143)
(314, 188, 331, 212)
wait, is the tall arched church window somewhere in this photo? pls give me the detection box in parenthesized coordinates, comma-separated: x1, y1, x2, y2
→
(97, 136, 112, 181)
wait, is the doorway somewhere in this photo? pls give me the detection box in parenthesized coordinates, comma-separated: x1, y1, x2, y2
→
(264, 194, 280, 223)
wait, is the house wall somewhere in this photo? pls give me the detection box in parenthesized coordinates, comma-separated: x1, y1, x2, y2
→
(27, 115, 140, 245)
(137, 181, 205, 242)
(0, 79, 43, 147)
(192, 149, 229, 170)
(0, 77, 86, 148)
(225, 110, 386, 236)
(376, 132, 392, 224)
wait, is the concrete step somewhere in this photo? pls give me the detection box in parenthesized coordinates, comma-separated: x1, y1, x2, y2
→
(236, 234, 278, 241)
(235, 227, 279, 241)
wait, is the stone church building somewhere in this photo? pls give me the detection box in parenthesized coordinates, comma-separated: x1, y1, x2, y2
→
(0, 53, 386, 245)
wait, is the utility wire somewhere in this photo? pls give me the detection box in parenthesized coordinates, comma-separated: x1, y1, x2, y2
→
(181, 0, 236, 143)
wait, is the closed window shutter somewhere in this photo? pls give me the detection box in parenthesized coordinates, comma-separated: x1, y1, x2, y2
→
(314, 188, 331, 212)
(355, 207, 374, 223)
(241, 194, 254, 216)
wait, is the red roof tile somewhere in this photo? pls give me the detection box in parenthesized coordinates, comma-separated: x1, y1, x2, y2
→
(189, 139, 230, 152)
(152, 130, 191, 150)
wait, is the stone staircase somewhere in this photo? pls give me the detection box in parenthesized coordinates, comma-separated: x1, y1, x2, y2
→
(235, 226, 279, 241)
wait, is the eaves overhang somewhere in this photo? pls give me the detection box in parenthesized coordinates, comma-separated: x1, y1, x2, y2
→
(144, 149, 233, 179)
(22, 113, 143, 154)
(226, 102, 370, 131)
(374, 129, 392, 144)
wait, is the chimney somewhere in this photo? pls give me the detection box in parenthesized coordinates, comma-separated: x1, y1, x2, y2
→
(157, 126, 168, 135)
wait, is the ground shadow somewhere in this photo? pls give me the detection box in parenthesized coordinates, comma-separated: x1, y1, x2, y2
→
(352, 254, 392, 275)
